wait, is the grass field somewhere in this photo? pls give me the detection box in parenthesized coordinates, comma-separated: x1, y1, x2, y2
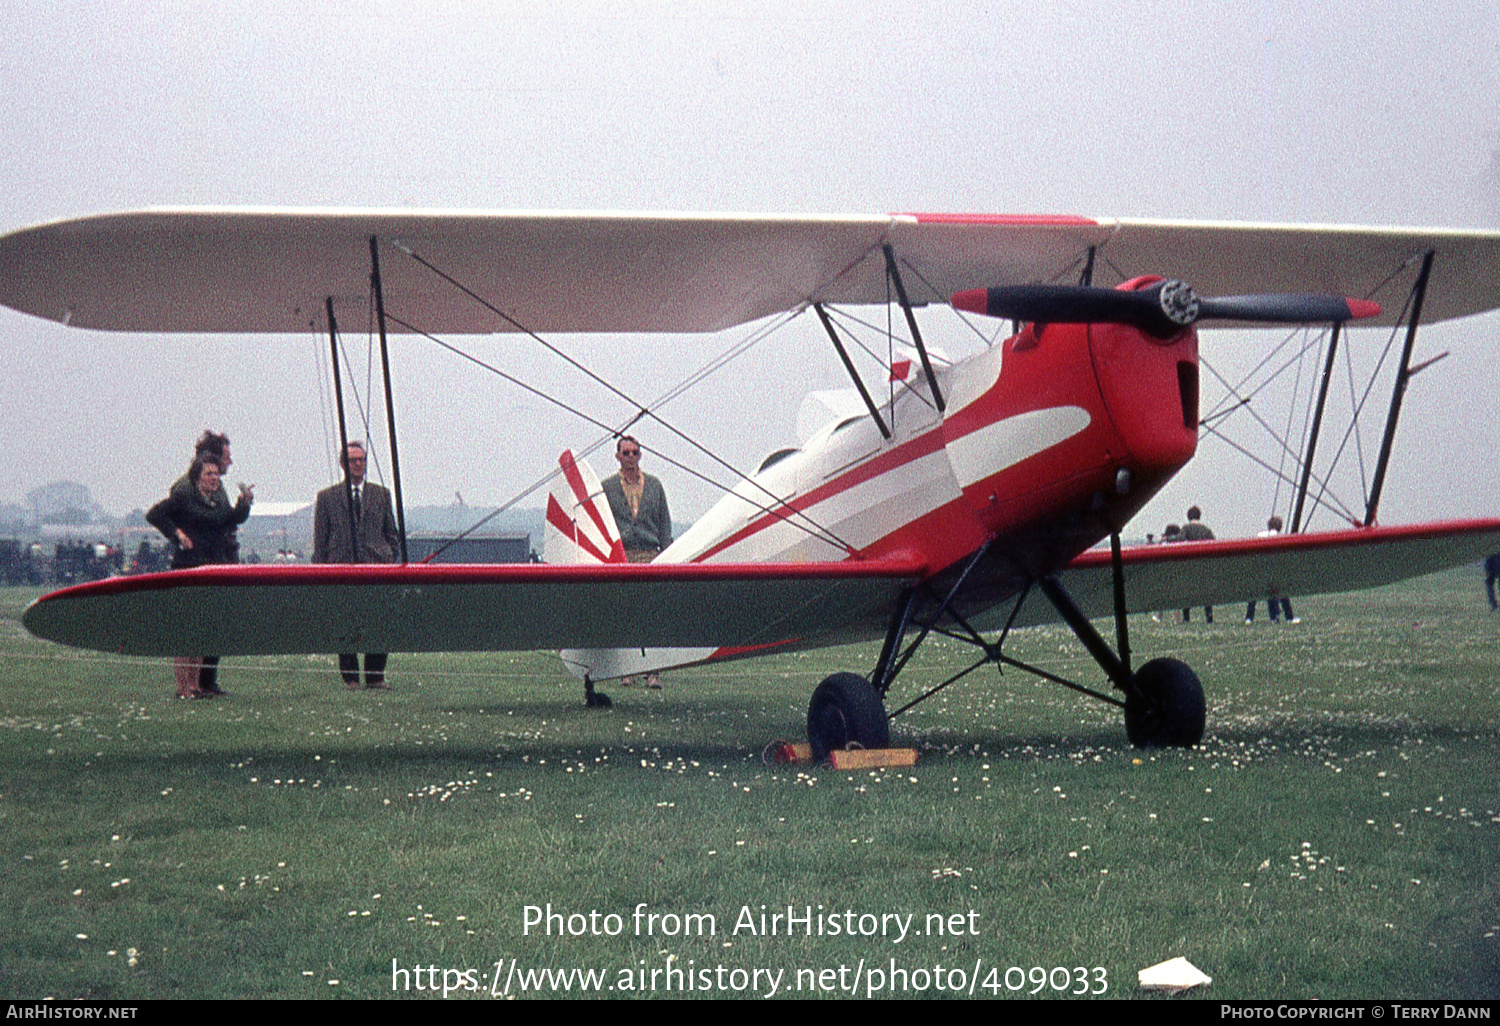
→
(1, 568, 1497, 1000)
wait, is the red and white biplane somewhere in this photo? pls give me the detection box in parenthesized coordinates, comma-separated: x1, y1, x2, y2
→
(4, 210, 1499, 753)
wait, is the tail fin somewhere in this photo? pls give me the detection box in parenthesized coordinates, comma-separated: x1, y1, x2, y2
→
(544, 450, 625, 565)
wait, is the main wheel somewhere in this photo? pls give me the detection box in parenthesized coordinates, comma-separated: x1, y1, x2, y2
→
(1125, 657, 1205, 748)
(807, 673, 889, 761)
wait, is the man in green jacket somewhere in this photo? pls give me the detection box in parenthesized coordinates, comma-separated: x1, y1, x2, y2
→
(601, 436, 672, 688)
(602, 436, 671, 563)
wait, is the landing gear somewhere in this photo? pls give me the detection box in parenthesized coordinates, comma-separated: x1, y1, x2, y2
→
(1036, 555, 1205, 748)
(807, 673, 889, 761)
(804, 535, 1209, 753)
(1124, 658, 1204, 748)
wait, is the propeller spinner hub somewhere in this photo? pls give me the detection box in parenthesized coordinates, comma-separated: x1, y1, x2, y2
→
(1157, 280, 1200, 326)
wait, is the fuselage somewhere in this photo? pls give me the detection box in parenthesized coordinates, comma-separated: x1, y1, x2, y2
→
(565, 290, 1201, 680)
(672, 303, 1198, 574)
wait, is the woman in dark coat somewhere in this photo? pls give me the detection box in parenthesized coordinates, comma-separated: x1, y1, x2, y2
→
(146, 452, 253, 698)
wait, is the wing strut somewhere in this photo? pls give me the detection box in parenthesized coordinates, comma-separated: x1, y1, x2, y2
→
(882, 245, 945, 413)
(323, 298, 361, 554)
(1364, 249, 1434, 527)
(1079, 246, 1096, 287)
(1289, 321, 1342, 533)
(813, 303, 892, 440)
(369, 236, 410, 562)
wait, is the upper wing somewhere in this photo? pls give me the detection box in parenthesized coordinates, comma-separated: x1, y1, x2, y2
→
(1075, 219, 1500, 328)
(2, 209, 1497, 334)
(20, 557, 924, 658)
(1032, 519, 1500, 625)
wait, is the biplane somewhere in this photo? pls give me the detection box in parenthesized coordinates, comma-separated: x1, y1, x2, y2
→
(4, 210, 1499, 754)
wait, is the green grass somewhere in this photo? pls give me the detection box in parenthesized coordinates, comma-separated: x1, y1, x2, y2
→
(0, 570, 1497, 999)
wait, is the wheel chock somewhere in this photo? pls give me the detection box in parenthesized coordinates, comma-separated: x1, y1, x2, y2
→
(828, 747, 917, 769)
(764, 741, 919, 768)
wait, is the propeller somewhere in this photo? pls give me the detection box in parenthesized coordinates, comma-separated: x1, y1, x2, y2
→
(951, 281, 1380, 337)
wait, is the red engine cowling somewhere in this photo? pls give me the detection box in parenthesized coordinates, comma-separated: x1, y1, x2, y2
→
(939, 275, 1199, 547)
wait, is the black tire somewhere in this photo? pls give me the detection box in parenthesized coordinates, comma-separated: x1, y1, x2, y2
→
(807, 673, 889, 761)
(1125, 657, 1205, 748)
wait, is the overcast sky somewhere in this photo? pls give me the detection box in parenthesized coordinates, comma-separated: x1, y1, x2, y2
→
(3, 0, 1497, 540)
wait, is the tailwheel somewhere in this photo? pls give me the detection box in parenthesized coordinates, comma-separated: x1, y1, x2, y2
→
(1125, 658, 1204, 748)
(807, 673, 889, 761)
(583, 675, 612, 710)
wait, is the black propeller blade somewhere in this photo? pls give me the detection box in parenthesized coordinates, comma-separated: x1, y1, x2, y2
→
(951, 281, 1380, 337)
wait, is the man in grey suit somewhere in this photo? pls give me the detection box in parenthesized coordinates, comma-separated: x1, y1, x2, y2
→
(314, 441, 399, 689)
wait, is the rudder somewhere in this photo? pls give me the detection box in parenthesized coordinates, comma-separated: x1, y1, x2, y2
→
(544, 450, 625, 565)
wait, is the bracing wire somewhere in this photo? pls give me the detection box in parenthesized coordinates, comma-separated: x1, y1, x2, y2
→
(1271, 328, 1312, 516)
(382, 241, 880, 555)
(1320, 295, 1413, 525)
(1194, 263, 1424, 535)
(1286, 331, 1326, 527)
(309, 324, 339, 487)
(1198, 350, 1317, 475)
(820, 305, 939, 413)
(647, 307, 807, 412)
(381, 312, 857, 556)
(1197, 417, 1360, 526)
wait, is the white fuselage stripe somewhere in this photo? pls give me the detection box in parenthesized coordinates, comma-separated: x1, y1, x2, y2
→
(945, 405, 1092, 491)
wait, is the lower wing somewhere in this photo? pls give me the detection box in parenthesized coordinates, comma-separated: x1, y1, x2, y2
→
(20, 520, 1497, 659)
(1034, 518, 1500, 625)
(21, 559, 925, 657)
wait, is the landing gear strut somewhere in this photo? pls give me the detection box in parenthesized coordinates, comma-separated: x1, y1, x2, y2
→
(1037, 567, 1205, 748)
(814, 532, 1207, 752)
